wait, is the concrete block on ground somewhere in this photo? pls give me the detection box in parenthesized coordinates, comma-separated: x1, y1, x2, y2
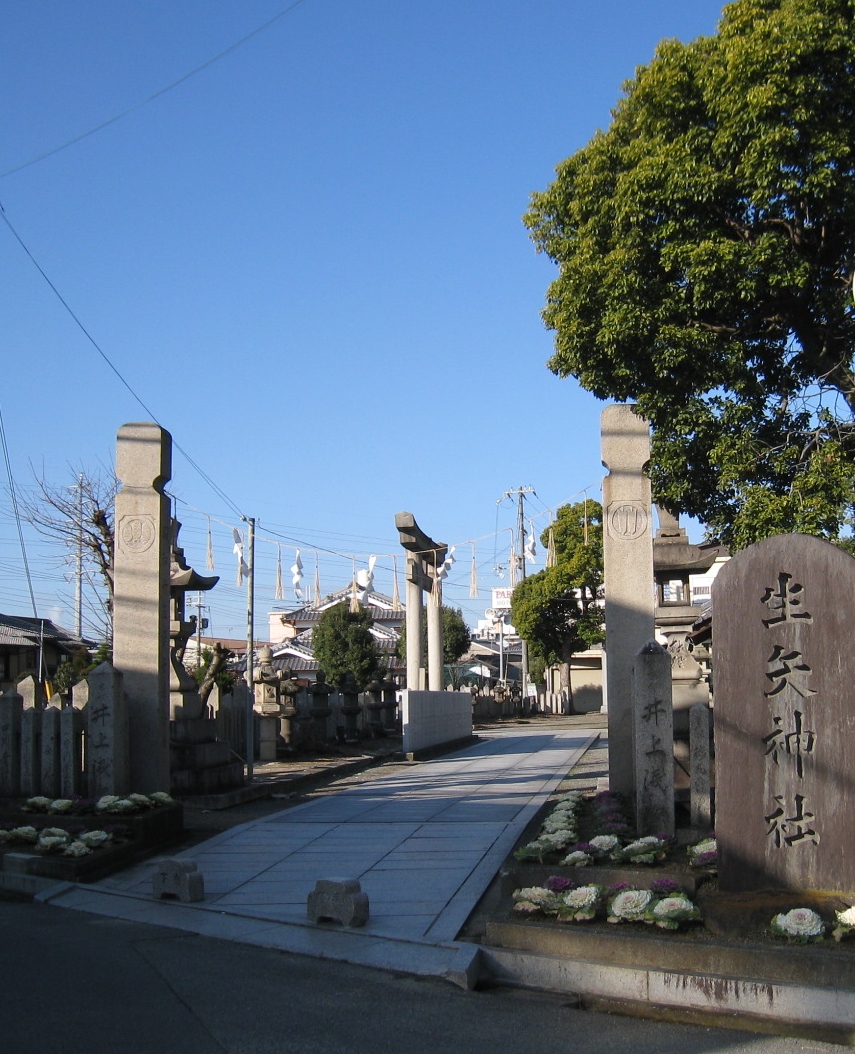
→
(307, 878, 369, 927)
(152, 858, 205, 902)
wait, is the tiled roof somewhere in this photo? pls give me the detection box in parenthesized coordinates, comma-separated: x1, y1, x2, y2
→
(273, 588, 405, 625)
(0, 614, 92, 649)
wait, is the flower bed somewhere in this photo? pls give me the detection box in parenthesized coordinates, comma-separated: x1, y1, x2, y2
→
(512, 878, 702, 930)
(0, 794, 183, 882)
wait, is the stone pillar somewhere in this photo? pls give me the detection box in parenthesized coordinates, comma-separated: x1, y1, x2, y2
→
(632, 640, 674, 837)
(113, 422, 172, 793)
(40, 703, 62, 799)
(405, 561, 424, 690)
(60, 699, 85, 799)
(0, 689, 23, 797)
(601, 404, 655, 797)
(426, 586, 443, 691)
(256, 716, 279, 762)
(17, 675, 42, 712)
(86, 662, 130, 797)
(689, 702, 712, 833)
(20, 708, 40, 796)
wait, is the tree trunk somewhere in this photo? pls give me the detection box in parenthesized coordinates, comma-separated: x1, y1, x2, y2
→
(199, 642, 231, 707)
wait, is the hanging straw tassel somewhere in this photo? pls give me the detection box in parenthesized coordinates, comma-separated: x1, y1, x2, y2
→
(349, 556, 360, 613)
(232, 528, 248, 586)
(206, 517, 215, 571)
(275, 545, 284, 600)
(546, 527, 557, 568)
(431, 552, 442, 606)
(391, 554, 401, 608)
(291, 549, 304, 600)
(469, 544, 479, 598)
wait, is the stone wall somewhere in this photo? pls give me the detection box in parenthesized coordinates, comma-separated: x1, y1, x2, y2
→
(400, 690, 472, 756)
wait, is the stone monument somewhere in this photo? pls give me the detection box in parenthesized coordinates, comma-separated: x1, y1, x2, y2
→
(632, 640, 675, 837)
(113, 422, 172, 793)
(713, 533, 855, 894)
(601, 404, 655, 797)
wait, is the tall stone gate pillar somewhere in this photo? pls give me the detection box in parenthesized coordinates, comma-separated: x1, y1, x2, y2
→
(113, 422, 172, 792)
(601, 404, 655, 797)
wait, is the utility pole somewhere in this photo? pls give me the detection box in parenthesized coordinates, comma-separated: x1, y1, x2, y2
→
(500, 486, 535, 709)
(186, 592, 207, 668)
(244, 517, 255, 782)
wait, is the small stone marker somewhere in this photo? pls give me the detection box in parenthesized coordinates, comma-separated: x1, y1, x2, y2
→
(632, 640, 675, 837)
(152, 859, 205, 902)
(307, 878, 369, 927)
(713, 534, 855, 894)
(689, 702, 712, 832)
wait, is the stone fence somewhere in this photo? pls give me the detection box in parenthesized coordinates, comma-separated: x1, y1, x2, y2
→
(0, 665, 129, 800)
(207, 683, 402, 759)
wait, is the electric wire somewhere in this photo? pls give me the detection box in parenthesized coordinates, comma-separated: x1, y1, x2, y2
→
(0, 205, 245, 520)
(0, 0, 314, 180)
(0, 404, 38, 617)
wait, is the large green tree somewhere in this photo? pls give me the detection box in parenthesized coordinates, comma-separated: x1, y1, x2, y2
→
(396, 605, 472, 668)
(525, 0, 855, 549)
(510, 501, 604, 697)
(311, 603, 379, 689)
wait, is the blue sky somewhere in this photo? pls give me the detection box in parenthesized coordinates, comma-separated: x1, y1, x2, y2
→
(1, 0, 726, 640)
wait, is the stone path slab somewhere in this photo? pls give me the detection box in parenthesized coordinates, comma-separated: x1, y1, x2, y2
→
(43, 726, 598, 982)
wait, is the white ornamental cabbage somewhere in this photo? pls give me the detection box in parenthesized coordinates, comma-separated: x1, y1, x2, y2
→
(561, 851, 593, 867)
(63, 840, 91, 857)
(589, 835, 619, 853)
(563, 886, 600, 910)
(773, 908, 824, 939)
(79, 830, 111, 848)
(609, 889, 653, 921)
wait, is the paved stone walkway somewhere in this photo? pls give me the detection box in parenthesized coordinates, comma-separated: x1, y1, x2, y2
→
(43, 726, 598, 982)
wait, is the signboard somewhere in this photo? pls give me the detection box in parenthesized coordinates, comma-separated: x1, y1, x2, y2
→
(492, 587, 513, 611)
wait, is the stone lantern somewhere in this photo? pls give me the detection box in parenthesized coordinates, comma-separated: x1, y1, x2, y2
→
(652, 508, 720, 730)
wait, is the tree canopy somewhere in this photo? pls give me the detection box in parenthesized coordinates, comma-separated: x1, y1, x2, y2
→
(510, 501, 604, 677)
(525, 0, 855, 549)
(311, 603, 379, 689)
(396, 605, 472, 668)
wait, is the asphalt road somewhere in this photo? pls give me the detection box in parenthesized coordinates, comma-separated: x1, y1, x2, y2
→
(1, 899, 843, 1054)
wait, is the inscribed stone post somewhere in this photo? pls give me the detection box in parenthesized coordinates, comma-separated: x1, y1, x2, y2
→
(20, 708, 41, 796)
(60, 704, 84, 798)
(0, 689, 23, 797)
(713, 534, 855, 894)
(40, 704, 62, 798)
(86, 662, 129, 797)
(601, 404, 655, 797)
(689, 702, 712, 832)
(112, 422, 172, 792)
(632, 640, 674, 837)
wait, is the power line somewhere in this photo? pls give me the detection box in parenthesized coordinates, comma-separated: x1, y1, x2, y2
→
(0, 0, 314, 180)
(0, 404, 38, 617)
(0, 205, 245, 520)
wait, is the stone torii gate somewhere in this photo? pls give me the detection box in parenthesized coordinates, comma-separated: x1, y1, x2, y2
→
(394, 511, 446, 691)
